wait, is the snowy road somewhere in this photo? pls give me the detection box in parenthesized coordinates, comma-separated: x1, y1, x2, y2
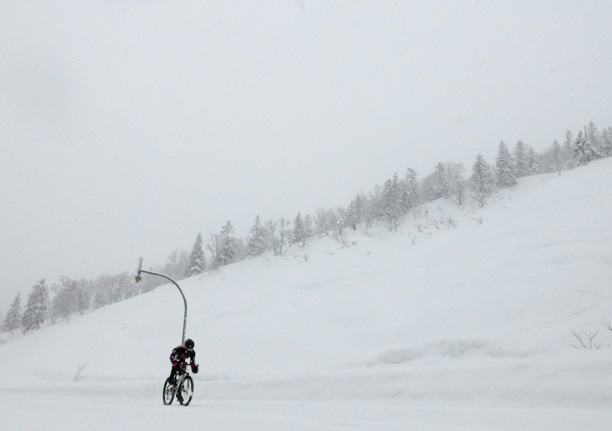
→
(5, 386, 612, 431)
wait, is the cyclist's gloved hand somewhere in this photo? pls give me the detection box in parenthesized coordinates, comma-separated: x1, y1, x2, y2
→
(191, 363, 199, 374)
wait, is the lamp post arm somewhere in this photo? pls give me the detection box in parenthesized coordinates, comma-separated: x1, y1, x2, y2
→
(136, 262, 188, 345)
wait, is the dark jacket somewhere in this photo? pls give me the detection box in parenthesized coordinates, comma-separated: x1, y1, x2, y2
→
(170, 345, 196, 365)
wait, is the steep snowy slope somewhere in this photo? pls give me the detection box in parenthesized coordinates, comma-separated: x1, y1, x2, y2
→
(1, 159, 612, 430)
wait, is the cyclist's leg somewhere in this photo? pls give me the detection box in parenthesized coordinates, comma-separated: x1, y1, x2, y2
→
(169, 362, 180, 383)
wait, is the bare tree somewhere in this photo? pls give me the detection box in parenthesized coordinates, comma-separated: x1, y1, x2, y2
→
(570, 330, 601, 350)
(93, 273, 130, 309)
(277, 218, 290, 255)
(207, 233, 222, 270)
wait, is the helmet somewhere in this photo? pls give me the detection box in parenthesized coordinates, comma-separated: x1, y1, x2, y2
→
(184, 338, 195, 349)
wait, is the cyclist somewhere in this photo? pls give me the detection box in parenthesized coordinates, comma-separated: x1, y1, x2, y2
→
(169, 338, 199, 383)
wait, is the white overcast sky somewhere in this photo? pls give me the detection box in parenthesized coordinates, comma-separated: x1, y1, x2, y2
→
(1, 0, 611, 307)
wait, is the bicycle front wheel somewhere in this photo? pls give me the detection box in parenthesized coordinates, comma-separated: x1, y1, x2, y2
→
(162, 377, 175, 405)
(178, 375, 194, 406)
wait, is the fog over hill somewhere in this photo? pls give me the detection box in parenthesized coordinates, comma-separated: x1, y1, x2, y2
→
(2, 159, 612, 430)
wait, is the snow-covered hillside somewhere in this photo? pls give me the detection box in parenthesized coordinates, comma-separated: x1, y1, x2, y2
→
(2, 159, 612, 430)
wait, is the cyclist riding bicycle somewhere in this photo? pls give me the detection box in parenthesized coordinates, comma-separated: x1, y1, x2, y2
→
(169, 338, 199, 383)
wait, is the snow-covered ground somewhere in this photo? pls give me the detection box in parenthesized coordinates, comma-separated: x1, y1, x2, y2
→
(2, 159, 612, 430)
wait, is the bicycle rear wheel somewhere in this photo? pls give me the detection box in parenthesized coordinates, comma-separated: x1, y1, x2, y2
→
(178, 376, 194, 406)
(162, 377, 175, 405)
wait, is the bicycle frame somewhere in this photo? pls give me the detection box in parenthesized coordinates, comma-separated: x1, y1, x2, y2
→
(164, 361, 194, 406)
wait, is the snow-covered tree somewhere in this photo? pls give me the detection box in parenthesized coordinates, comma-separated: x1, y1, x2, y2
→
(346, 194, 365, 231)
(401, 168, 420, 211)
(264, 220, 280, 256)
(75, 278, 93, 313)
(421, 162, 465, 204)
(514, 140, 528, 177)
(573, 129, 602, 166)
(264, 218, 290, 256)
(600, 127, 612, 157)
(218, 220, 237, 265)
(436, 162, 465, 203)
(206, 222, 239, 269)
(292, 212, 307, 247)
(22, 280, 50, 333)
(420, 171, 443, 202)
(552, 140, 563, 173)
(206, 233, 222, 269)
(470, 154, 495, 208)
(50, 282, 75, 323)
(3, 293, 22, 332)
(495, 141, 516, 187)
(540, 138, 572, 174)
(247, 215, 268, 257)
(185, 232, 206, 277)
(278, 217, 291, 252)
(233, 238, 247, 262)
(563, 130, 576, 169)
(93, 273, 130, 309)
(434, 163, 450, 198)
(586, 121, 599, 150)
(563, 130, 573, 152)
(526, 146, 539, 175)
(49, 277, 93, 322)
(360, 192, 378, 235)
(162, 249, 190, 281)
(382, 174, 402, 231)
(313, 208, 334, 236)
(303, 214, 314, 240)
(331, 207, 349, 241)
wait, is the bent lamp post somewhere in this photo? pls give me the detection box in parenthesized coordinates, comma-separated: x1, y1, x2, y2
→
(135, 257, 187, 344)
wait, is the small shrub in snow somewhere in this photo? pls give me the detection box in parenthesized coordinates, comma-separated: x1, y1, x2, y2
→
(73, 362, 88, 382)
(570, 330, 602, 350)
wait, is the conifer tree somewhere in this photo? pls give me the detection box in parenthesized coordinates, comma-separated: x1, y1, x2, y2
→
(495, 141, 516, 187)
(514, 140, 528, 177)
(346, 194, 365, 230)
(382, 174, 401, 231)
(3, 293, 23, 332)
(573, 130, 602, 166)
(552, 140, 563, 173)
(185, 232, 206, 277)
(277, 217, 291, 253)
(526, 146, 539, 175)
(563, 130, 573, 152)
(402, 168, 420, 211)
(470, 154, 495, 207)
(586, 121, 599, 149)
(247, 215, 268, 257)
(218, 220, 237, 265)
(563, 130, 575, 169)
(292, 212, 307, 247)
(22, 280, 50, 333)
(600, 127, 612, 157)
(303, 214, 313, 240)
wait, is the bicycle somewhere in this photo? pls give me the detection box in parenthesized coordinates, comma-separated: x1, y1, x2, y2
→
(163, 362, 194, 406)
